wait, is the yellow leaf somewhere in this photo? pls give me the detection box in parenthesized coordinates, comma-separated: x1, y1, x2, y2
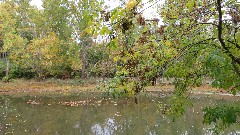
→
(165, 40, 171, 46)
(113, 56, 120, 62)
(126, 0, 138, 9)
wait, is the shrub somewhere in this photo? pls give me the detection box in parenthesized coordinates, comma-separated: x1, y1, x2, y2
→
(0, 60, 6, 79)
(0, 60, 35, 79)
(87, 45, 116, 77)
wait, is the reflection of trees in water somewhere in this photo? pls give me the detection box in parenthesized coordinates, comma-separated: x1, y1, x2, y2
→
(91, 118, 116, 134)
(0, 96, 239, 134)
(0, 97, 5, 134)
(0, 96, 23, 134)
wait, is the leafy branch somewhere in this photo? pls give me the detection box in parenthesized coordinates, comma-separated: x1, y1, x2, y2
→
(216, 0, 240, 76)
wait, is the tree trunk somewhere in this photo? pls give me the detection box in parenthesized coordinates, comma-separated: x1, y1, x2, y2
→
(5, 58, 9, 79)
(81, 40, 87, 79)
(81, 37, 92, 79)
(37, 48, 43, 81)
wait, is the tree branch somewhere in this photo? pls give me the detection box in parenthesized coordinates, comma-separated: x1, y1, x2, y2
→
(226, 39, 240, 49)
(232, 61, 240, 77)
(216, 0, 240, 76)
(233, 26, 239, 49)
(197, 22, 218, 27)
(139, 0, 161, 13)
(163, 38, 216, 70)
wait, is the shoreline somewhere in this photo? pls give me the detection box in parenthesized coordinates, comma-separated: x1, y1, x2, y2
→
(0, 79, 239, 98)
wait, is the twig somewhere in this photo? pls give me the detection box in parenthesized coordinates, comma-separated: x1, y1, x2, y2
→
(139, 0, 162, 13)
(197, 22, 218, 27)
(226, 39, 240, 49)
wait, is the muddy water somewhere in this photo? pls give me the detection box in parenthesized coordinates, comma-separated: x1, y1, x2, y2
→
(0, 93, 239, 135)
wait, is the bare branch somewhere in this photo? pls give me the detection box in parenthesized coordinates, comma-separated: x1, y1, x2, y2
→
(197, 22, 218, 27)
(139, 0, 161, 13)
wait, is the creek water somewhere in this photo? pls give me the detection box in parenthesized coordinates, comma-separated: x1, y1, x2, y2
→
(0, 93, 239, 135)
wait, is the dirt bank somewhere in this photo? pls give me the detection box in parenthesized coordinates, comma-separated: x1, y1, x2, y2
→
(0, 79, 239, 98)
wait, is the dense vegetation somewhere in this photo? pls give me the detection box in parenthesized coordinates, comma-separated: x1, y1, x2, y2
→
(0, 0, 114, 80)
(0, 0, 239, 133)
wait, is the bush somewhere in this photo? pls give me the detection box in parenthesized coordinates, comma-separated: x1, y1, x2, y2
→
(87, 45, 109, 65)
(0, 60, 35, 79)
(2, 76, 10, 82)
(90, 60, 116, 77)
(9, 65, 35, 79)
(0, 60, 6, 79)
(87, 45, 116, 77)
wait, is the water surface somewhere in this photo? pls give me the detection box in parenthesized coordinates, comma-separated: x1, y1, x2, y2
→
(0, 93, 239, 135)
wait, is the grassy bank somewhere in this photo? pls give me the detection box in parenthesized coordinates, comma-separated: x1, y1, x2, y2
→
(0, 78, 97, 94)
(0, 78, 228, 95)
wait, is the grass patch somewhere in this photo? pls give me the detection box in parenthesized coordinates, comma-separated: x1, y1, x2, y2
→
(0, 78, 229, 97)
(0, 78, 98, 93)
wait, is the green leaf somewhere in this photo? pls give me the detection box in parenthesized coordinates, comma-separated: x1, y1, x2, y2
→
(165, 40, 171, 46)
(231, 89, 236, 95)
(100, 26, 110, 35)
(106, 40, 117, 49)
(186, 0, 194, 11)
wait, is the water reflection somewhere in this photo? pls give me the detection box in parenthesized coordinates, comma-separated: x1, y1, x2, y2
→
(91, 118, 117, 135)
(0, 94, 239, 135)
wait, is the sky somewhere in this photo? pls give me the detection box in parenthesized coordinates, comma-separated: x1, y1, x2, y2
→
(29, 0, 164, 43)
(29, 0, 164, 20)
(30, 0, 43, 9)
(17, 0, 240, 11)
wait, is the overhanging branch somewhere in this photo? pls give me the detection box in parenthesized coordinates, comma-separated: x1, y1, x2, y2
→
(163, 38, 216, 70)
(226, 39, 240, 49)
(216, 0, 240, 76)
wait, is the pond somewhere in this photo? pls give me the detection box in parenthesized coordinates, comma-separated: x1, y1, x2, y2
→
(0, 93, 239, 135)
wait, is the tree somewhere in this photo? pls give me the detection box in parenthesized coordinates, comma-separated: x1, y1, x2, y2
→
(0, 0, 77, 79)
(98, 0, 171, 103)
(159, 0, 240, 122)
(15, 0, 35, 42)
(41, 0, 77, 78)
(160, 0, 240, 90)
(99, 0, 240, 132)
(26, 32, 66, 78)
(42, 0, 72, 41)
(0, 0, 26, 80)
(68, 0, 102, 78)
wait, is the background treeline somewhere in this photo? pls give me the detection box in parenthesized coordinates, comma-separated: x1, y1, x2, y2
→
(0, 0, 239, 93)
(0, 0, 115, 80)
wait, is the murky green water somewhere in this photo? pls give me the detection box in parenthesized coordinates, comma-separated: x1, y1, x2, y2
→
(0, 93, 239, 135)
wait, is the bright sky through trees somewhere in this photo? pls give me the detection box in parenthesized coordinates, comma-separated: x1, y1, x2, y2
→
(30, 0, 43, 9)
(30, 0, 164, 22)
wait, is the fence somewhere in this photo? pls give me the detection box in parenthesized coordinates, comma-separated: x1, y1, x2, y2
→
(0, 52, 8, 59)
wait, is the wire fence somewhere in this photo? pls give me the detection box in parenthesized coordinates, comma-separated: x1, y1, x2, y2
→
(0, 52, 8, 59)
